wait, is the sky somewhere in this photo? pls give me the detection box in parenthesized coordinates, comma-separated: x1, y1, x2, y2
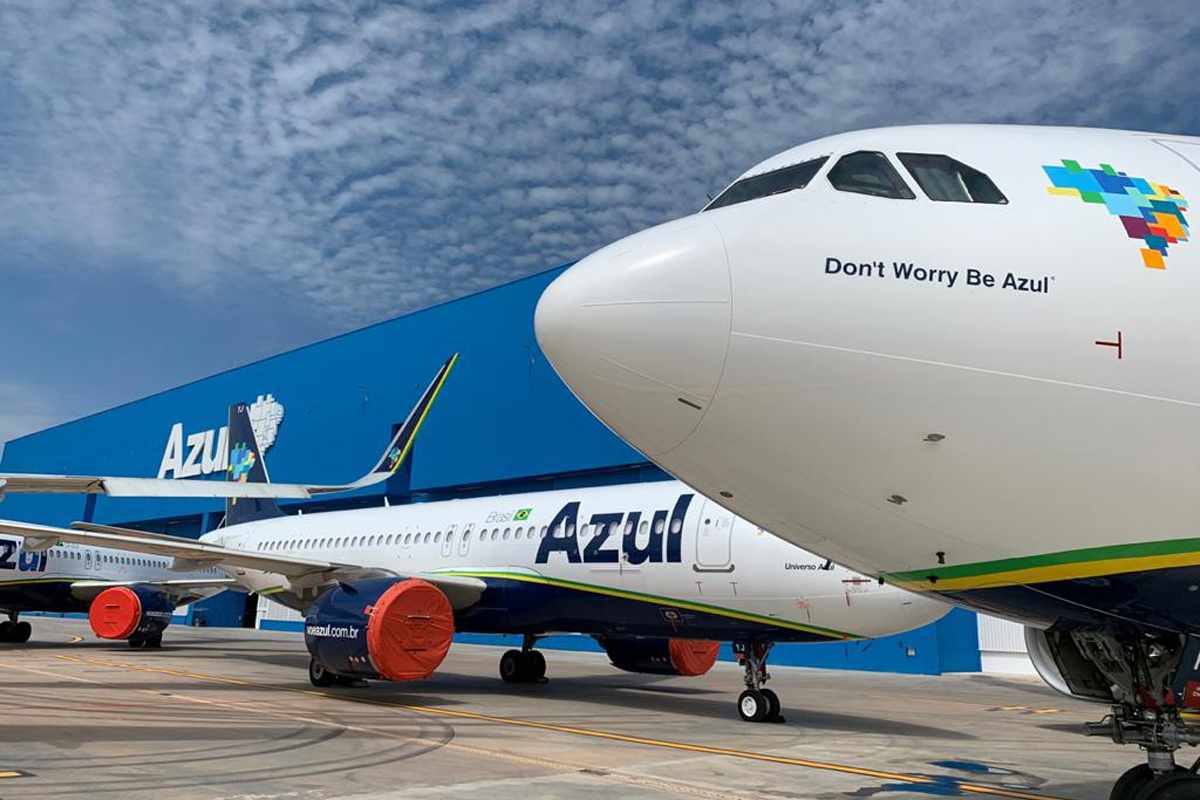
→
(2, 0, 1198, 447)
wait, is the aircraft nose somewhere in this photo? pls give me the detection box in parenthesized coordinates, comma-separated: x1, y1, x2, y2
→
(535, 217, 732, 456)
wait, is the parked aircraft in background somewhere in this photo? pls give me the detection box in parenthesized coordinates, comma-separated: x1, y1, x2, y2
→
(535, 125, 1200, 797)
(0, 529, 230, 646)
(0, 359, 947, 723)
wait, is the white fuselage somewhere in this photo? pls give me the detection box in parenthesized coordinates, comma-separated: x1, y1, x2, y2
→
(205, 480, 946, 640)
(0, 534, 221, 612)
(535, 125, 1200, 628)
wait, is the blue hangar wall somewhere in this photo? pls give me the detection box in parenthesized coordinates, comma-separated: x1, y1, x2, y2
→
(0, 265, 979, 675)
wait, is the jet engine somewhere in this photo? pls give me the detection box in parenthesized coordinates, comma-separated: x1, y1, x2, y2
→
(88, 586, 174, 647)
(598, 636, 721, 677)
(305, 577, 454, 682)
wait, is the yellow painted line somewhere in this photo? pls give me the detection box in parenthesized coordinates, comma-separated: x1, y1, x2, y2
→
(0, 771, 23, 779)
(68, 635, 83, 643)
(50, 653, 1067, 800)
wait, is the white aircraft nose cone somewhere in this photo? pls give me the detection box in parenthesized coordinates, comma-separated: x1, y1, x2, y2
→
(535, 217, 732, 456)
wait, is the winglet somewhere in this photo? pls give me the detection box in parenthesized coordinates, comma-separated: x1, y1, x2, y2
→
(315, 352, 458, 494)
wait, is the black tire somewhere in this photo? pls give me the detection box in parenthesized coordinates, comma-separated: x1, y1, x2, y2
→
(309, 658, 336, 687)
(500, 649, 525, 683)
(128, 636, 146, 649)
(760, 688, 782, 722)
(1112, 765, 1157, 800)
(738, 689, 769, 722)
(526, 650, 547, 681)
(0, 621, 13, 642)
(1135, 772, 1200, 800)
(145, 634, 162, 649)
(11, 622, 31, 644)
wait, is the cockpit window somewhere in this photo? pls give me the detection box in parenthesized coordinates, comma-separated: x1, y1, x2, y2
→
(704, 157, 828, 211)
(827, 151, 915, 199)
(897, 153, 1007, 204)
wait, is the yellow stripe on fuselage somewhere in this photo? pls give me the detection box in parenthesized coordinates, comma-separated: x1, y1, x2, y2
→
(889, 549, 1200, 592)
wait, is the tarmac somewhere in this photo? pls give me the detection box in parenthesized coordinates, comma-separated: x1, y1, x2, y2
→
(0, 618, 1147, 799)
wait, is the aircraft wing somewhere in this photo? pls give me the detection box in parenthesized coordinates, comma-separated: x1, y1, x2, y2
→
(0, 519, 486, 611)
(67, 577, 239, 605)
(0, 353, 457, 503)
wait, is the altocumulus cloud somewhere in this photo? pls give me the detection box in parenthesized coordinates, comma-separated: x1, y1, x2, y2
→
(1, 0, 1198, 328)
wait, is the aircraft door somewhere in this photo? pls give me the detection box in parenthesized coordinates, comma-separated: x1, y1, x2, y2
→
(459, 523, 472, 558)
(84, 550, 93, 571)
(442, 524, 456, 558)
(694, 500, 735, 573)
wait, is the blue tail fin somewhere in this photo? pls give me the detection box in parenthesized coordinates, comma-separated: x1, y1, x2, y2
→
(223, 402, 285, 526)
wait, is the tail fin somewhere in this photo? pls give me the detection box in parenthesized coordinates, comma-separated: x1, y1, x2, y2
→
(224, 402, 284, 526)
(356, 353, 458, 486)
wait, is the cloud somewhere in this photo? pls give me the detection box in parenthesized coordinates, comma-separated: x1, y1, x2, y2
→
(0, 381, 63, 454)
(1, 0, 1197, 330)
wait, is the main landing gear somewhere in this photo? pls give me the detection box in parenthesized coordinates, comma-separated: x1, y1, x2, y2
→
(734, 640, 783, 723)
(500, 634, 547, 684)
(128, 633, 162, 649)
(0, 612, 31, 644)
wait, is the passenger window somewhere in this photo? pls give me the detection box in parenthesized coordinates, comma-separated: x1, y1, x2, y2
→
(502, 528, 510, 540)
(670, 519, 682, 534)
(540, 526, 548, 539)
(705, 157, 828, 211)
(896, 153, 1007, 204)
(827, 151, 915, 199)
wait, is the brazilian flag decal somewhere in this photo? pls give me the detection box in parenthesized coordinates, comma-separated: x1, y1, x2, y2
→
(513, 508, 532, 521)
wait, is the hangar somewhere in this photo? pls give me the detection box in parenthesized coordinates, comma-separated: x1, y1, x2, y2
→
(0, 265, 1019, 676)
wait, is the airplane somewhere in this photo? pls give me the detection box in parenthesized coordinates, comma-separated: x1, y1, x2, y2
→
(534, 124, 1200, 797)
(0, 355, 457, 648)
(0, 535, 231, 647)
(0, 365, 948, 723)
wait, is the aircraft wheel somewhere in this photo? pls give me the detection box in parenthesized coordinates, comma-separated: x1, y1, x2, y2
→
(10, 622, 31, 644)
(309, 658, 336, 687)
(145, 633, 162, 649)
(1135, 772, 1200, 800)
(128, 635, 146, 649)
(525, 650, 546, 681)
(760, 688, 783, 723)
(1111, 765, 1156, 800)
(0, 621, 13, 642)
(738, 689, 769, 722)
(500, 649, 525, 683)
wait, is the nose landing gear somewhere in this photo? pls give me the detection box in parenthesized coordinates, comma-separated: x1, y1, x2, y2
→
(499, 634, 547, 684)
(734, 640, 783, 723)
(0, 612, 31, 644)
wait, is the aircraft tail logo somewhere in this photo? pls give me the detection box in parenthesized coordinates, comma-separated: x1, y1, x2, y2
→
(1044, 159, 1189, 269)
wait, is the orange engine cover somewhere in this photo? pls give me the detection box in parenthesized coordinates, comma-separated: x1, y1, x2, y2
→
(365, 579, 455, 681)
(668, 639, 721, 676)
(89, 587, 144, 640)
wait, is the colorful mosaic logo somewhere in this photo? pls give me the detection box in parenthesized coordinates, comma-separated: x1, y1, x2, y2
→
(384, 445, 403, 472)
(1044, 160, 1190, 269)
(228, 442, 257, 482)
